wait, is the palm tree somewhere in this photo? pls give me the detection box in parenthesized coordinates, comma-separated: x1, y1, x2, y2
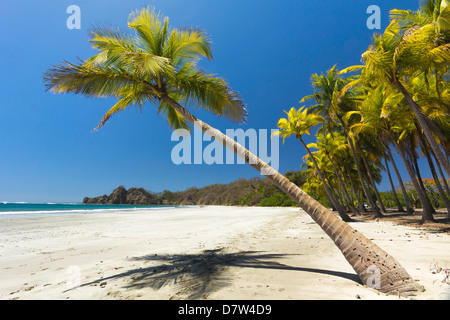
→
(416, 122, 450, 215)
(383, 155, 405, 212)
(359, 16, 450, 178)
(274, 107, 352, 221)
(302, 176, 325, 203)
(302, 67, 383, 217)
(386, 147, 415, 214)
(385, 146, 414, 214)
(405, 72, 450, 168)
(304, 151, 351, 211)
(43, 6, 418, 295)
(308, 132, 360, 216)
(302, 155, 332, 206)
(346, 84, 436, 222)
(353, 134, 388, 214)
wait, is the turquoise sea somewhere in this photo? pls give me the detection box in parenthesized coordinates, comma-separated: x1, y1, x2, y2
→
(0, 202, 180, 217)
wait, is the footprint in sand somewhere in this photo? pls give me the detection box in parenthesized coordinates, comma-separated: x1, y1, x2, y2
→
(24, 285, 36, 292)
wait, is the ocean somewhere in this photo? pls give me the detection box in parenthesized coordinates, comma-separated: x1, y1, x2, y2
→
(0, 202, 181, 217)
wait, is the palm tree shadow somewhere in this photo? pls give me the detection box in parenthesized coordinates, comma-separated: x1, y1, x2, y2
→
(78, 248, 361, 299)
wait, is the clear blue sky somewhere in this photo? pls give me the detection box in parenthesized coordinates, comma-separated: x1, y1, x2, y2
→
(0, 0, 427, 202)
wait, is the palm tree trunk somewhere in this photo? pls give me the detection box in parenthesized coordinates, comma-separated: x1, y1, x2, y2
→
(384, 156, 404, 212)
(327, 154, 359, 216)
(297, 138, 353, 222)
(356, 143, 386, 215)
(393, 80, 450, 178)
(358, 191, 367, 212)
(390, 135, 435, 222)
(344, 163, 364, 214)
(344, 163, 359, 208)
(328, 176, 345, 207)
(161, 93, 419, 296)
(409, 147, 437, 216)
(334, 180, 347, 207)
(430, 146, 450, 198)
(386, 147, 414, 215)
(419, 131, 450, 216)
(425, 147, 450, 215)
(338, 117, 382, 217)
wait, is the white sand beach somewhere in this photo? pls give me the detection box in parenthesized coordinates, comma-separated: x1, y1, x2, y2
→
(0, 206, 449, 300)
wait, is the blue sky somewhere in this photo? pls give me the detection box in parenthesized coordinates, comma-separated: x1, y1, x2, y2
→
(0, 0, 428, 202)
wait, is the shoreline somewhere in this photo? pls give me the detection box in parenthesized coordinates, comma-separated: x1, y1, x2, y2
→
(0, 206, 448, 300)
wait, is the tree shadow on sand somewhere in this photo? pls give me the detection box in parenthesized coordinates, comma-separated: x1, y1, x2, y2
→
(78, 248, 361, 299)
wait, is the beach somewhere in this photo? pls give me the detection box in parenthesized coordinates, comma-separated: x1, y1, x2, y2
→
(0, 206, 449, 300)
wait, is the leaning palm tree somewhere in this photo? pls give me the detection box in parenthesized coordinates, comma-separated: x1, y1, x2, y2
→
(43, 7, 418, 296)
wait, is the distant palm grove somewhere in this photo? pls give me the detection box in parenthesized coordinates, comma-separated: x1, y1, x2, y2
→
(273, 1, 450, 223)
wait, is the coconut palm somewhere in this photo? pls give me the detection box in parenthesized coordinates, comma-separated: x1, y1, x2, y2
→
(308, 132, 360, 215)
(322, 130, 366, 213)
(43, 6, 418, 295)
(391, 0, 450, 38)
(302, 156, 331, 206)
(417, 123, 450, 215)
(386, 146, 415, 214)
(397, 119, 438, 221)
(303, 151, 351, 209)
(302, 177, 324, 203)
(357, 16, 450, 178)
(346, 84, 436, 222)
(406, 72, 450, 164)
(274, 107, 352, 221)
(302, 67, 383, 217)
(353, 132, 388, 215)
(383, 155, 405, 213)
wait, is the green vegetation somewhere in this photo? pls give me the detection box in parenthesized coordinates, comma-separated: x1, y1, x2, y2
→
(274, 1, 450, 222)
(60, 3, 449, 220)
(156, 172, 304, 207)
(45, 3, 450, 295)
(84, 175, 450, 210)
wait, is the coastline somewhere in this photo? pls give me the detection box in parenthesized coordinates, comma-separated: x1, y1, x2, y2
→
(0, 202, 186, 217)
(0, 206, 448, 300)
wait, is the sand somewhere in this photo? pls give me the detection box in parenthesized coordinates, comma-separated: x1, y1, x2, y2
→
(0, 206, 449, 300)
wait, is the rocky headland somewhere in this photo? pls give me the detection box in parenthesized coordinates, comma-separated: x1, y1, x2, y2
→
(83, 186, 159, 205)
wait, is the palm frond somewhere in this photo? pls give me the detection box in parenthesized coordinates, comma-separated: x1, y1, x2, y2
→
(420, 0, 437, 18)
(88, 26, 139, 66)
(338, 65, 364, 75)
(437, 5, 450, 30)
(43, 59, 148, 98)
(93, 83, 158, 131)
(390, 9, 431, 29)
(429, 42, 450, 64)
(128, 7, 169, 56)
(299, 94, 315, 104)
(171, 65, 247, 123)
(157, 99, 190, 131)
(165, 27, 213, 66)
(44, 6, 246, 131)
(121, 51, 174, 79)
